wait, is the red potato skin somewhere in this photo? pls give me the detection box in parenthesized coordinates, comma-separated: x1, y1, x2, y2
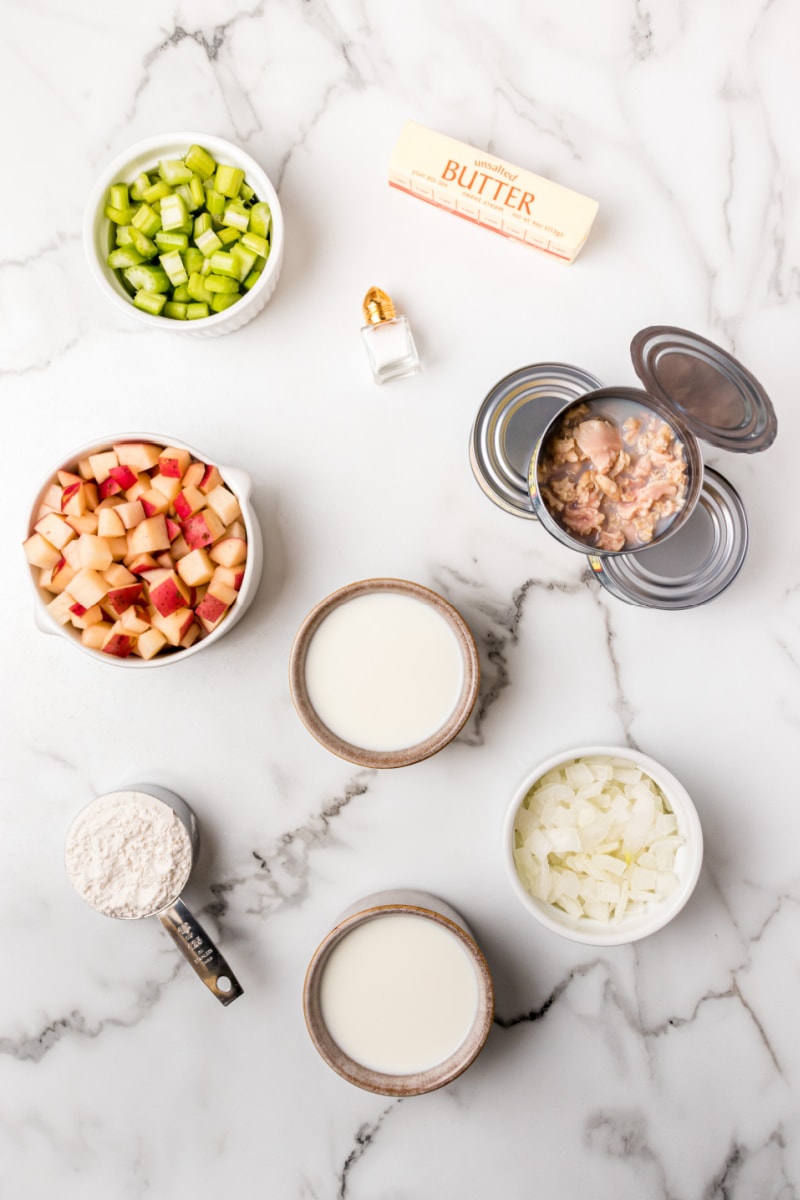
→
(182, 513, 219, 549)
(99, 477, 123, 499)
(166, 518, 181, 541)
(106, 584, 144, 614)
(108, 464, 138, 490)
(149, 576, 188, 618)
(195, 593, 228, 624)
(102, 634, 135, 658)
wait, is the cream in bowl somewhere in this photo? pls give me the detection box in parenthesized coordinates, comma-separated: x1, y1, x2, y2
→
(289, 579, 480, 768)
(23, 433, 263, 666)
(503, 746, 703, 946)
(84, 131, 284, 337)
(303, 890, 494, 1096)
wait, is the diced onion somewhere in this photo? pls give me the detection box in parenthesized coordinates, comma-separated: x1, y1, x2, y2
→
(513, 755, 683, 924)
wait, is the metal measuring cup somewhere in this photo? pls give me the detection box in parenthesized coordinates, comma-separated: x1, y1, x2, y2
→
(65, 783, 243, 1006)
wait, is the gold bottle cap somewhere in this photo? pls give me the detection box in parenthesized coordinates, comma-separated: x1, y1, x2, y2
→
(362, 287, 396, 325)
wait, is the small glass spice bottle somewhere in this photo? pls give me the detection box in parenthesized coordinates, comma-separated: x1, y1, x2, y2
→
(360, 287, 421, 384)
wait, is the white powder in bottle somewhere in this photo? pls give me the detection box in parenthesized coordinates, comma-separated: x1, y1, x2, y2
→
(65, 790, 193, 919)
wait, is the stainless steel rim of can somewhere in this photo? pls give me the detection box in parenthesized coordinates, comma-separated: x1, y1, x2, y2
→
(587, 467, 749, 609)
(470, 363, 604, 519)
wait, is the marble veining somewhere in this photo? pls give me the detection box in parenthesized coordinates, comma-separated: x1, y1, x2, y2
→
(2, 0, 799, 1197)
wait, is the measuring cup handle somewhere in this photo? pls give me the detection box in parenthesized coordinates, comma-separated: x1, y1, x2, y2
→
(158, 898, 244, 1006)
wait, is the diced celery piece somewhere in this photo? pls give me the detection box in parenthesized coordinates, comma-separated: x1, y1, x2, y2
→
(172, 283, 191, 302)
(188, 174, 206, 209)
(143, 179, 172, 204)
(185, 303, 209, 320)
(187, 273, 215, 304)
(200, 258, 213, 276)
(195, 228, 223, 257)
(132, 203, 162, 237)
(243, 268, 262, 290)
(115, 225, 134, 246)
(109, 183, 129, 211)
(160, 192, 189, 232)
(174, 182, 196, 211)
(128, 227, 158, 257)
(222, 203, 249, 232)
(240, 181, 255, 203)
(163, 301, 188, 320)
(159, 159, 194, 186)
(176, 216, 195, 236)
(231, 243, 257, 281)
(241, 231, 269, 258)
(211, 292, 239, 312)
(133, 289, 167, 316)
(130, 172, 151, 202)
(194, 211, 212, 238)
(154, 230, 189, 251)
(124, 264, 171, 294)
(214, 163, 244, 198)
(107, 246, 145, 270)
(204, 188, 225, 216)
(248, 202, 272, 238)
(184, 144, 216, 179)
(105, 204, 135, 226)
(205, 274, 239, 294)
(183, 247, 204, 275)
(217, 226, 241, 246)
(159, 250, 188, 287)
(208, 251, 239, 278)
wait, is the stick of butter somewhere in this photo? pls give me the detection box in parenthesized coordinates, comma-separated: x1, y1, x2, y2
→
(388, 120, 599, 264)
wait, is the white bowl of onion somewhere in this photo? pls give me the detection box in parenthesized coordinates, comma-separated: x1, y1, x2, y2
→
(503, 746, 703, 946)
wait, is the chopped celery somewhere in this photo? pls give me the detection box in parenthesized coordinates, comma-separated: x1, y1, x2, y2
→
(214, 163, 244, 198)
(130, 172, 151, 202)
(185, 302, 210, 319)
(231, 243, 258, 281)
(211, 292, 239, 312)
(240, 181, 255, 203)
(243, 268, 262, 290)
(159, 250, 188, 287)
(124, 264, 171, 294)
(159, 159, 194, 186)
(187, 273, 215, 304)
(194, 212, 213, 238)
(172, 283, 191, 302)
(205, 188, 225, 216)
(115, 225, 134, 246)
(248, 202, 271, 238)
(241, 231, 269, 258)
(183, 247, 204, 275)
(128, 227, 158, 257)
(159, 193, 189, 232)
(143, 179, 172, 204)
(222, 203, 249, 232)
(208, 251, 239, 278)
(174, 182, 197, 211)
(133, 289, 167, 316)
(109, 183, 129, 211)
(205, 274, 239, 294)
(154, 230, 189, 252)
(105, 204, 135, 225)
(107, 247, 145, 270)
(163, 301, 188, 320)
(195, 228, 223, 258)
(188, 175, 206, 209)
(217, 226, 241, 246)
(132, 203, 162, 237)
(184, 144, 216, 179)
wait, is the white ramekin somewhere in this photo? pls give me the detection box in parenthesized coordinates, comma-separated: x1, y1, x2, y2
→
(83, 132, 284, 338)
(503, 745, 703, 946)
(25, 433, 263, 668)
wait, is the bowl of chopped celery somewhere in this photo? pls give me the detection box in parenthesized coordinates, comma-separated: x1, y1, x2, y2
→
(84, 132, 284, 336)
(23, 433, 264, 666)
(503, 746, 703, 945)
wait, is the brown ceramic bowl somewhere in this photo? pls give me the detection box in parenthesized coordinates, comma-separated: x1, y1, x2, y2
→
(302, 890, 495, 1096)
(288, 578, 480, 768)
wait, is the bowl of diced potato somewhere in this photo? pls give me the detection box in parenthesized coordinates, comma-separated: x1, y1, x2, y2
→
(23, 434, 263, 665)
(84, 132, 284, 336)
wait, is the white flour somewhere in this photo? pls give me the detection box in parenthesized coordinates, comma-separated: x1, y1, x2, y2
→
(65, 790, 193, 919)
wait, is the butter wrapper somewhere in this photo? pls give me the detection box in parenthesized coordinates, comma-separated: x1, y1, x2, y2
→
(388, 121, 599, 264)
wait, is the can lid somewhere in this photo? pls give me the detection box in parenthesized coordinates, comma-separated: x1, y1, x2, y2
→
(470, 363, 604, 519)
(588, 467, 749, 609)
(630, 326, 777, 453)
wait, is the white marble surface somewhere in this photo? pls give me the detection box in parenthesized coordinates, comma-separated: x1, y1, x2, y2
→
(2, 1, 799, 1196)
